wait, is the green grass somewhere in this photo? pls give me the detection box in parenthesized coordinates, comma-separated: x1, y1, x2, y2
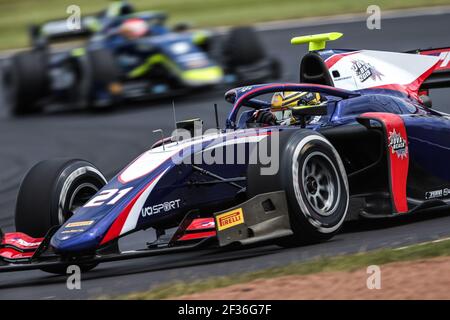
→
(1, 0, 450, 50)
(111, 238, 450, 299)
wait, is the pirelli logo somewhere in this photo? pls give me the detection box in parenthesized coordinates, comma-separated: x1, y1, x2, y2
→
(216, 208, 244, 231)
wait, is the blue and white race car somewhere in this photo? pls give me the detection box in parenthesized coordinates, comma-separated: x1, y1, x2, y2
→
(3, 1, 280, 115)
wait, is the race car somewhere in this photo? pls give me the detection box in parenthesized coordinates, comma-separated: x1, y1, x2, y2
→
(2, 1, 280, 115)
(1, 32, 450, 274)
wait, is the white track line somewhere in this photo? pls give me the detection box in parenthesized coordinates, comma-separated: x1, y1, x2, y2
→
(394, 237, 450, 251)
(252, 5, 450, 32)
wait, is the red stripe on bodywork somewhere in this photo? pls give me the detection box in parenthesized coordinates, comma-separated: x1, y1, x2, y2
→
(99, 192, 142, 245)
(370, 65, 437, 101)
(324, 51, 359, 68)
(419, 48, 450, 72)
(100, 175, 160, 245)
(360, 112, 409, 213)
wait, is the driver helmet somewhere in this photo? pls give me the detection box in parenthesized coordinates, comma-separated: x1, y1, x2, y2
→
(119, 18, 149, 39)
(271, 91, 324, 122)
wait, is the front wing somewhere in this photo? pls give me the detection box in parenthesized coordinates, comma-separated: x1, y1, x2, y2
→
(0, 192, 292, 273)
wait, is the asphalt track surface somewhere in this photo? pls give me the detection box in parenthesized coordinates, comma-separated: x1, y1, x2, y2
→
(0, 12, 450, 299)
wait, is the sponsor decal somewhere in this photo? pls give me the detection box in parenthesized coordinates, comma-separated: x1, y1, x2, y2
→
(351, 59, 384, 82)
(388, 129, 408, 159)
(141, 199, 181, 217)
(425, 188, 450, 200)
(239, 86, 253, 93)
(200, 221, 215, 228)
(178, 53, 209, 68)
(9, 238, 41, 247)
(309, 116, 322, 124)
(216, 208, 245, 231)
(65, 221, 94, 228)
(437, 51, 450, 70)
(170, 41, 191, 55)
(333, 75, 352, 82)
(61, 229, 85, 234)
(84, 187, 133, 208)
(185, 58, 208, 69)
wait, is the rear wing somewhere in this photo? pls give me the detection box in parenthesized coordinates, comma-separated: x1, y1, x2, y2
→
(412, 47, 450, 90)
(29, 0, 131, 45)
(30, 11, 167, 47)
(290, 32, 441, 101)
(29, 16, 100, 46)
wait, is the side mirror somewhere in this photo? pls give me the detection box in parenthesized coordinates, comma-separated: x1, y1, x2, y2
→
(175, 118, 203, 139)
(225, 90, 237, 104)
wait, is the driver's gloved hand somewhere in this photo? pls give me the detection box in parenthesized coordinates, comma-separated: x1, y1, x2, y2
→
(247, 110, 277, 126)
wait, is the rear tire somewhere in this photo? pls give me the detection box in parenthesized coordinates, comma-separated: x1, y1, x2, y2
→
(75, 48, 121, 109)
(3, 50, 49, 115)
(247, 130, 349, 246)
(222, 26, 266, 68)
(270, 57, 282, 80)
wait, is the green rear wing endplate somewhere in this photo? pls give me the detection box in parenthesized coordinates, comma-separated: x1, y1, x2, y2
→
(291, 32, 343, 51)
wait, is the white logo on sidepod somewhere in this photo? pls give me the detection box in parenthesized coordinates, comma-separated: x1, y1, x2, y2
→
(141, 199, 182, 217)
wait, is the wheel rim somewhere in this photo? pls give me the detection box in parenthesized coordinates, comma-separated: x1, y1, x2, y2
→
(301, 152, 340, 217)
(60, 182, 99, 224)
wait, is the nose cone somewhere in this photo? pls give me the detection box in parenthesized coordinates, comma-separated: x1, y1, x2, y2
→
(50, 224, 105, 253)
(49, 191, 121, 253)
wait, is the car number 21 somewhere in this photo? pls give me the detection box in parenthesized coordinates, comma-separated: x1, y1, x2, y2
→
(84, 187, 133, 207)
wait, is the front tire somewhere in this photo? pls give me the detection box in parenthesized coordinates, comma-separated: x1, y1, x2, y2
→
(15, 158, 106, 238)
(247, 130, 349, 246)
(15, 159, 106, 274)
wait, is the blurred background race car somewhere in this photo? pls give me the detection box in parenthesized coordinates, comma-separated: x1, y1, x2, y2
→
(2, 1, 281, 115)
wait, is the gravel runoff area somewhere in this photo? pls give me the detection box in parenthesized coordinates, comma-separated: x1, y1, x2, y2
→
(177, 257, 450, 300)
